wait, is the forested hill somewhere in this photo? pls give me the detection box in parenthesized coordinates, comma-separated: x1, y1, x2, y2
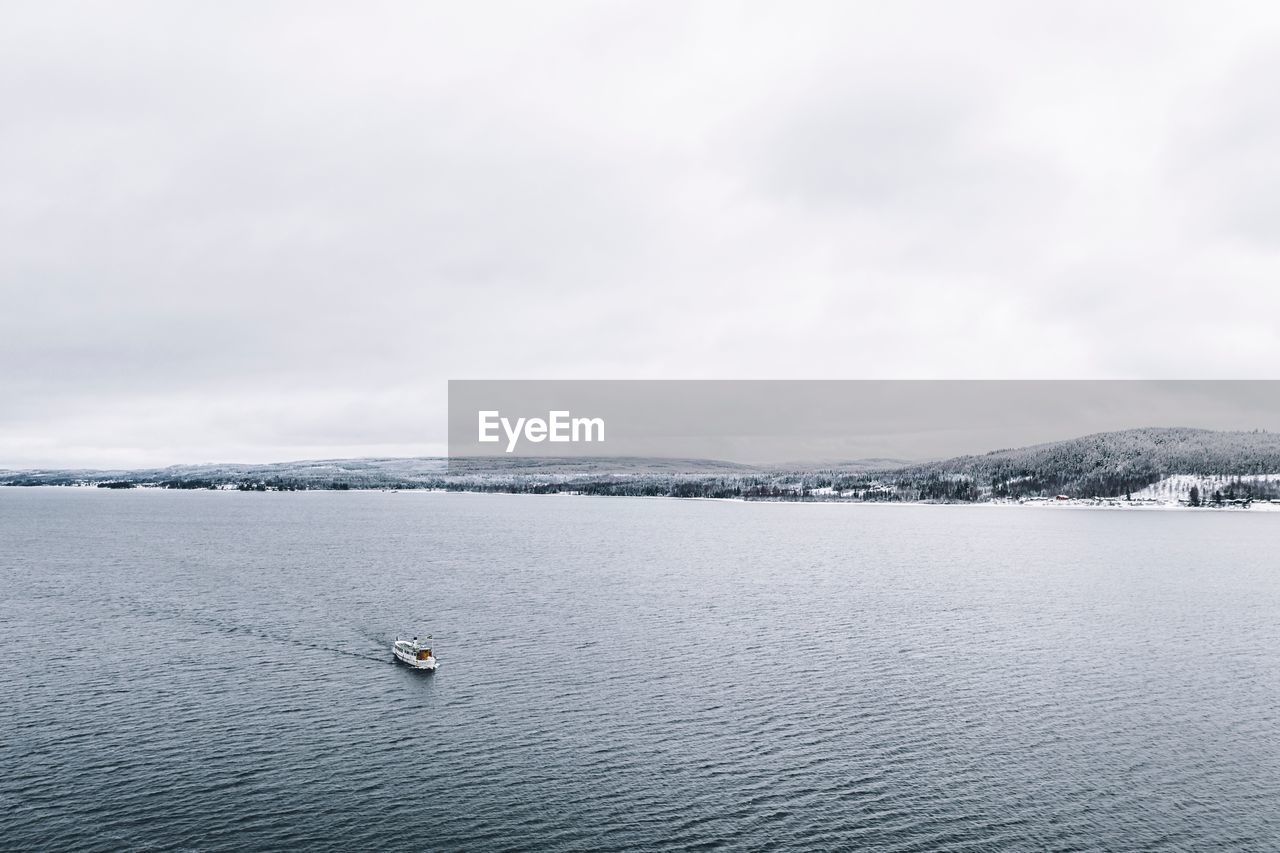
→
(850, 427, 1280, 500)
(5, 428, 1280, 501)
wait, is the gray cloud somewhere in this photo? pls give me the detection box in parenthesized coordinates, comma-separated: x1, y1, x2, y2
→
(3, 2, 1280, 467)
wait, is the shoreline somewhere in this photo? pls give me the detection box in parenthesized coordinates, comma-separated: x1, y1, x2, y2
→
(5, 483, 1279, 511)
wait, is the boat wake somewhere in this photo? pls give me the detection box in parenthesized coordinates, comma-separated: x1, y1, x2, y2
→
(110, 592, 398, 665)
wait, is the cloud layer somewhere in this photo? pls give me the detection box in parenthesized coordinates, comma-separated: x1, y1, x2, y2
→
(4, 2, 1279, 466)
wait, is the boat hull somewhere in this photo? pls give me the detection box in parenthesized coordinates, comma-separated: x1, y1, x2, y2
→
(392, 646, 438, 670)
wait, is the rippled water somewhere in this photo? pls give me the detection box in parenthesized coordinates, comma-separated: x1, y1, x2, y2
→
(2, 489, 1278, 851)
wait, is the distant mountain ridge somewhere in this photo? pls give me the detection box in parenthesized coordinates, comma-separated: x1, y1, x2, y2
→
(848, 427, 1280, 501)
(0, 458, 449, 489)
(4, 427, 1280, 502)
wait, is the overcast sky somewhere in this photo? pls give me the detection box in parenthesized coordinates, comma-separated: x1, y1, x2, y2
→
(4, 2, 1279, 468)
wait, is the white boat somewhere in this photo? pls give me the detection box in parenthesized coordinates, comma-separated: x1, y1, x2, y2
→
(392, 636, 438, 670)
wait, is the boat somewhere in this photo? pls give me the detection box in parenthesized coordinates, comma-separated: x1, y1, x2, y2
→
(392, 636, 438, 670)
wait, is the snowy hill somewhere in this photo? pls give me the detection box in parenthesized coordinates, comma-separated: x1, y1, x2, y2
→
(846, 427, 1280, 501)
(5, 428, 1280, 503)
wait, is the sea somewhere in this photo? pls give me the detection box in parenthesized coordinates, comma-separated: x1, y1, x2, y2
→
(2, 488, 1278, 851)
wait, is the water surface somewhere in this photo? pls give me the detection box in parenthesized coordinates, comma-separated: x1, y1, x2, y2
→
(2, 490, 1278, 851)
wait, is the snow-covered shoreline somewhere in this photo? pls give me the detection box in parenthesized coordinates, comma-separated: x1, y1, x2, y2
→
(8, 483, 1280, 512)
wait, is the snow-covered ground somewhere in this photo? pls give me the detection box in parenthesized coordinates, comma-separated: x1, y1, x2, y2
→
(1004, 496, 1280, 511)
(1130, 473, 1280, 503)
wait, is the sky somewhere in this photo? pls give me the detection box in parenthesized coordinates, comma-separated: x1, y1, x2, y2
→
(4, 2, 1280, 468)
